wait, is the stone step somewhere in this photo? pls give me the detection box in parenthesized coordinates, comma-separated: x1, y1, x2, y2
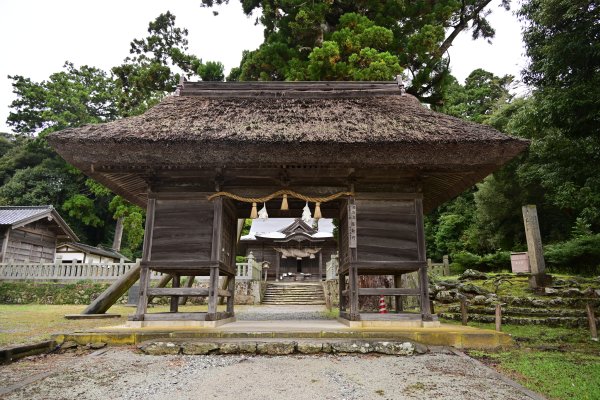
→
(261, 300, 326, 303)
(440, 312, 599, 328)
(498, 296, 600, 308)
(138, 338, 428, 356)
(265, 292, 323, 296)
(263, 297, 324, 301)
(262, 283, 325, 305)
(263, 292, 323, 296)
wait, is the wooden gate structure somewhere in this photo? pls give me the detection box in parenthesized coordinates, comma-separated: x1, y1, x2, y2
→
(48, 82, 527, 326)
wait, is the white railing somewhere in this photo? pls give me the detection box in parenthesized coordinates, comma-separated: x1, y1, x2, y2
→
(427, 255, 450, 276)
(236, 252, 262, 281)
(0, 261, 163, 281)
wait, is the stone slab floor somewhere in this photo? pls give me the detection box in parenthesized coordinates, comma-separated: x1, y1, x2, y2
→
(0, 348, 541, 400)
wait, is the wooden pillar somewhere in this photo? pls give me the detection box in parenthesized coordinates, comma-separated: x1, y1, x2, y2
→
(207, 267, 220, 320)
(275, 252, 280, 281)
(134, 197, 156, 321)
(415, 198, 432, 320)
(226, 276, 235, 315)
(318, 251, 323, 281)
(170, 275, 180, 313)
(522, 205, 551, 288)
(394, 275, 403, 313)
(348, 198, 359, 320)
(208, 197, 223, 321)
(338, 272, 346, 313)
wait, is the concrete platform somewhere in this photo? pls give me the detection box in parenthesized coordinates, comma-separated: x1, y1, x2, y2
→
(52, 319, 512, 349)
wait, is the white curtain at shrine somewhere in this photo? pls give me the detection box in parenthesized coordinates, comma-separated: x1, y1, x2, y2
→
(273, 247, 322, 259)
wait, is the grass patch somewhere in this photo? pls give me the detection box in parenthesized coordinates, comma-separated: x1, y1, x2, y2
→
(497, 351, 600, 400)
(320, 307, 340, 319)
(448, 319, 600, 400)
(0, 304, 211, 347)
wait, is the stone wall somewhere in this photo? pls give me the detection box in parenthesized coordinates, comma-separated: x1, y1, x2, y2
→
(0, 279, 266, 306)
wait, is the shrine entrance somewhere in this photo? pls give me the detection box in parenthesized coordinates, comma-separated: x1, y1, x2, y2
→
(239, 214, 337, 282)
(49, 81, 527, 328)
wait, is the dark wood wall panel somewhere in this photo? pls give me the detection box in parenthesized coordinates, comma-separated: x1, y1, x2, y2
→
(5, 227, 57, 263)
(151, 199, 214, 261)
(356, 199, 418, 262)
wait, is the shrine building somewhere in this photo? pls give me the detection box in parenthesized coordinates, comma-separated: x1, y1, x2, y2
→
(48, 81, 528, 327)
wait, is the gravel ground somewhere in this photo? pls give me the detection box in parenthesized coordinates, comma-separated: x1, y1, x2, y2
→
(0, 348, 537, 400)
(235, 305, 333, 320)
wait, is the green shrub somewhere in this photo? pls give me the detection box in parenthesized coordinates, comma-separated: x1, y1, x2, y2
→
(544, 234, 600, 275)
(0, 281, 116, 304)
(451, 250, 511, 273)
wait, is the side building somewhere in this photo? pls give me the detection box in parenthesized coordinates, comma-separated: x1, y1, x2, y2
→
(55, 242, 129, 264)
(0, 206, 79, 263)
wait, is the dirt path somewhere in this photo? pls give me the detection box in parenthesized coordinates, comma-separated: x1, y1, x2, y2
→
(0, 348, 540, 400)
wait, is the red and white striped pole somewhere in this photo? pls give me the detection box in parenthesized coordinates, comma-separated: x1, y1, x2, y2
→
(379, 295, 388, 314)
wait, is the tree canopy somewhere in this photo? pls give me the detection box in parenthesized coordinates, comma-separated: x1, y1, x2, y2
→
(205, 0, 511, 104)
(4, 12, 225, 258)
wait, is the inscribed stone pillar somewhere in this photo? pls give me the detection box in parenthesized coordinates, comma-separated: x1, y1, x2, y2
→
(522, 205, 552, 288)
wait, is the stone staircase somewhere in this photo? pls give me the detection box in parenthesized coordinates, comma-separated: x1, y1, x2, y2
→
(439, 296, 600, 328)
(262, 283, 326, 305)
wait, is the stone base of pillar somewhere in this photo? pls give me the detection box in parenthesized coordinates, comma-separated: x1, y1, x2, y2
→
(528, 273, 553, 289)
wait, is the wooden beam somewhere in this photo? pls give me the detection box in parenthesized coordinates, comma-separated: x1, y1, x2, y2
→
(141, 311, 234, 321)
(358, 288, 420, 296)
(82, 262, 140, 314)
(142, 260, 234, 274)
(147, 287, 232, 297)
(134, 197, 155, 321)
(178, 276, 196, 305)
(147, 274, 173, 303)
(340, 261, 425, 274)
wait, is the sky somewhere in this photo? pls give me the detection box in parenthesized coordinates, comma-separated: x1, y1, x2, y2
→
(0, 0, 527, 134)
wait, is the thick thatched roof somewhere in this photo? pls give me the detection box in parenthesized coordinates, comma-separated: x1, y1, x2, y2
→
(48, 82, 528, 210)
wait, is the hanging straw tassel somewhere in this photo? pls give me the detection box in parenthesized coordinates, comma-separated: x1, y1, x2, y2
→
(250, 202, 258, 219)
(280, 194, 289, 211)
(314, 202, 322, 220)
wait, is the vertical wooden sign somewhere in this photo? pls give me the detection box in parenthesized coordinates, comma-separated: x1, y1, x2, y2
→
(348, 203, 357, 249)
